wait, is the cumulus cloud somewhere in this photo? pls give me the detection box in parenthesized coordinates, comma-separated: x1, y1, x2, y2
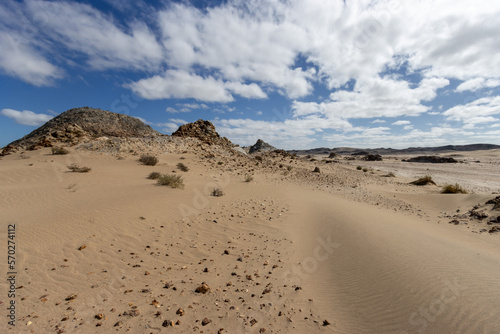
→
(291, 76, 449, 119)
(129, 70, 234, 102)
(456, 78, 500, 92)
(392, 120, 411, 126)
(0, 108, 53, 126)
(443, 96, 500, 124)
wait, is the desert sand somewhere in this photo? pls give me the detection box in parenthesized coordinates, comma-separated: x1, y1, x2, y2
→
(1, 138, 500, 333)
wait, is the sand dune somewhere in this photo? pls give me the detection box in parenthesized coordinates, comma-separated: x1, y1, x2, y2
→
(1, 144, 499, 333)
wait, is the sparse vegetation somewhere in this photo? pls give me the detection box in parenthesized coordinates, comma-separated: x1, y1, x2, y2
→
(441, 184, 468, 194)
(179, 156, 186, 160)
(157, 174, 184, 189)
(217, 161, 224, 165)
(362, 168, 369, 172)
(244, 175, 254, 182)
(384, 172, 396, 177)
(255, 156, 263, 161)
(147, 171, 161, 180)
(139, 155, 158, 166)
(211, 188, 224, 197)
(177, 162, 189, 172)
(410, 175, 436, 186)
(52, 147, 69, 155)
(67, 164, 91, 173)
(357, 166, 363, 170)
(286, 165, 293, 171)
(313, 166, 320, 173)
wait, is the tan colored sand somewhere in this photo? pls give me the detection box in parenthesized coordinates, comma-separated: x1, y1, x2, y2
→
(1, 143, 499, 333)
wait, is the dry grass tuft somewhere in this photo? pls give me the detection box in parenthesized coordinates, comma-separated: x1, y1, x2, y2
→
(157, 174, 184, 189)
(147, 172, 161, 180)
(177, 162, 189, 172)
(410, 175, 436, 186)
(52, 147, 69, 155)
(211, 188, 224, 197)
(139, 155, 158, 166)
(67, 164, 91, 173)
(441, 184, 468, 194)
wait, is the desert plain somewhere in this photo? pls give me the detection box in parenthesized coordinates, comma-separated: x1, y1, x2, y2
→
(1, 134, 500, 334)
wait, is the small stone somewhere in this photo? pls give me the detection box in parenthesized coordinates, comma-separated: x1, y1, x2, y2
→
(65, 293, 77, 301)
(323, 320, 330, 326)
(250, 318, 258, 326)
(223, 250, 229, 255)
(114, 321, 122, 327)
(162, 320, 173, 327)
(202, 318, 211, 326)
(176, 308, 185, 316)
(195, 283, 211, 294)
(94, 314, 104, 320)
(78, 245, 86, 251)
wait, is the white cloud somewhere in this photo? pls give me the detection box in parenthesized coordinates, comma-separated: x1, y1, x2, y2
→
(403, 125, 414, 130)
(443, 96, 500, 124)
(392, 120, 411, 126)
(24, 0, 164, 71)
(0, 32, 61, 86)
(0, 108, 53, 126)
(224, 82, 267, 99)
(371, 119, 386, 124)
(292, 76, 449, 120)
(129, 70, 234, 102)
(456, 78, 500, 92)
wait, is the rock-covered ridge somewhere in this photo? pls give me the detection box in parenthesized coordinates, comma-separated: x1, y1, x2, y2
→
(249, 139, 276, 154)
(2, 107, 161, 154)
(172, 119, 233, 146)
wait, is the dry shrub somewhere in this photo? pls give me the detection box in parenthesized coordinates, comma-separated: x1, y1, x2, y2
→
(139, 155, 158, 166)
(157, 174, 184, 189)
(410, 175, 436, 186)
(67, 164, 91, 173)
(441, 184, 468, 194)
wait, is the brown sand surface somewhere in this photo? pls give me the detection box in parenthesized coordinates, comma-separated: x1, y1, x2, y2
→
(1, 143, 499, 333)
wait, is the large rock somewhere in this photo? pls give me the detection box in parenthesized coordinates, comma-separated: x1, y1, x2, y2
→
(404, 156, 458, 163)
(249, 139, 276, 154)
(2, 107, 161, 154)
(172, 119, 232, 146)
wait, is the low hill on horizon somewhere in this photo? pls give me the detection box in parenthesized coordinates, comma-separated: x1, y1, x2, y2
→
(288, 143, 500, 156)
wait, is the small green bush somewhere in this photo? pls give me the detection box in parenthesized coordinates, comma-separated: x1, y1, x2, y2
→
(157, 174, 184, 189)
(217, 161, 224, 165)
(139, 155, 158, 166)
(441, 184, 467, 194)
(313, 166, 320, 173)
(67, 164, 91, 173)
(244, 175, 254, 182)
(410, 175, 436, 186)
(177, 162, 189, 172)
(147, 171, 161, 180)
(362, 168, 368, 172)
(255, 156, 263, 161)
(356, 166, 362, 170)
(52, 147, 69, 155)
(211, 188, 224, 197)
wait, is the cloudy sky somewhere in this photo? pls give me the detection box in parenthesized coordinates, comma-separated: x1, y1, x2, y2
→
(1, 0, 499, 149)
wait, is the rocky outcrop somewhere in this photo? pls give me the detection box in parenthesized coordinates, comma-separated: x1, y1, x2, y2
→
(404, 156, 458, 163)
(172, 119, 233, 146)
(2, 107, 161, 154)
(249, 139, 276, 154)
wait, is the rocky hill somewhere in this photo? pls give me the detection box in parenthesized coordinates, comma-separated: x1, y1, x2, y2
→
(249, 139, 276, 154)
(172, 119, 233, 146)
(1, 107, 161, 155)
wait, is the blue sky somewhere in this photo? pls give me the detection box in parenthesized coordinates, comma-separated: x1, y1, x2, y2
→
(1, 0, 499, 149)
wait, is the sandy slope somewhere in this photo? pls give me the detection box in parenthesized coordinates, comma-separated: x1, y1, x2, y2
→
(1, 144, 499, 333)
